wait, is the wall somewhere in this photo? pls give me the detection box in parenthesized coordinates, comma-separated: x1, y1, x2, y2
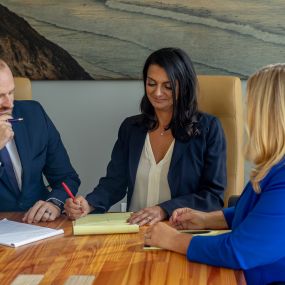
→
(32, 80, 250, 211)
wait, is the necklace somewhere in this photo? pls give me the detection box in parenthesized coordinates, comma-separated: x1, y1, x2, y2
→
(160, 129, 167, 136)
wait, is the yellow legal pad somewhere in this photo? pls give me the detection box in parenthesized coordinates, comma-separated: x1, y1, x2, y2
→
(72, 212, 139, 235)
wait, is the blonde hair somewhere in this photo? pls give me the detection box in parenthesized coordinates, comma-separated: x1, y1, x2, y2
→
(245, 63, 285, 192)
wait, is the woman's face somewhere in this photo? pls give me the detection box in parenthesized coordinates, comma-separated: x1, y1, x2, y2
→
(146, 64, 178, 113)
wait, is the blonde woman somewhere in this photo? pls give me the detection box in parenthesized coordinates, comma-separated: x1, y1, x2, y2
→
(145, 64, 285, 285)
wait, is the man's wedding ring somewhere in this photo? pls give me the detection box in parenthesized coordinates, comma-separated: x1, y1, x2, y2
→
(45, 209, 52, 216)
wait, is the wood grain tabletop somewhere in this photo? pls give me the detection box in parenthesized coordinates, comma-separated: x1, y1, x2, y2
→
(0, 213, 246, 285)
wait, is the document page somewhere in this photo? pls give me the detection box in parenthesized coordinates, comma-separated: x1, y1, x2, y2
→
(0, 218, 64, 247)
(73, 212, 139, 235)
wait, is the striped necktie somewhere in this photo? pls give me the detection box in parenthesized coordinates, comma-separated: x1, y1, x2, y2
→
(0, 146, 20, 193)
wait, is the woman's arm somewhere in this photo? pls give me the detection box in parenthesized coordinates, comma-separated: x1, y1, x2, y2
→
(188, 171, 285, 269)
(147, 167, 285, 269)
(85, 118, 130, 213)
(170, 208, 229, 230)
(145, 208, 229, 253)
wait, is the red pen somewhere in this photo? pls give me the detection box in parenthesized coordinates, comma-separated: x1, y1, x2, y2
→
(62, 182, 75, 201)
(62, 182, 84, 213)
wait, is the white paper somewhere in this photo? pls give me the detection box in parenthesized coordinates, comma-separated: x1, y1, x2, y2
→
(0, 218, 64, 247)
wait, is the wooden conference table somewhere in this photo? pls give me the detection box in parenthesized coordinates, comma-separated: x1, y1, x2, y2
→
(0, 213, 245, 285)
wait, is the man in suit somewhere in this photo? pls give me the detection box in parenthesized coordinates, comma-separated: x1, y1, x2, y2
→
(0, 59, 80, 223)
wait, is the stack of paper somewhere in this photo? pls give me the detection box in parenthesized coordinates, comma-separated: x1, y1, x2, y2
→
(0, 218, 64, 247)
(73, 212, 139, 235)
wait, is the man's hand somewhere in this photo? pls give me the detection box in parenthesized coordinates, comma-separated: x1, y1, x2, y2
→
(0, 114, 14, 149)
(128, 206, 167, 226)
(23, 200, 61, 224)
(64, 195, 93, 220)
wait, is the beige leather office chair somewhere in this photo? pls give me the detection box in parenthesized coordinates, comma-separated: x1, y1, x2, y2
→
(197, 75, 244, 206)
(14, 77, 32, 100)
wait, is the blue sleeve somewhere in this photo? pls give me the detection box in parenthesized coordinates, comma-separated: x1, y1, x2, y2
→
(222, 207, 235, 228)
(41, 104, 80, 203)
(85, 119, 129, 212)
(187, 170, 285, 270)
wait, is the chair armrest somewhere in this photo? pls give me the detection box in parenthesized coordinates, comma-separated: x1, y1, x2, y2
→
(227, 195, 240, 207)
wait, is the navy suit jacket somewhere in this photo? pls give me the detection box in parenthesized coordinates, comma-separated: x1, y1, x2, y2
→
(86, 113, 226, 216)
(0, 101, 80, 211)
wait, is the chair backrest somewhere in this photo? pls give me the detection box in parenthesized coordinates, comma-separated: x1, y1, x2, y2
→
(197, 75, 244, 206)
(14, 77, 32, 100)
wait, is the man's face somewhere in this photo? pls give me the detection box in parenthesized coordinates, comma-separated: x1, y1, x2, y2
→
(0, 66, 15, 115)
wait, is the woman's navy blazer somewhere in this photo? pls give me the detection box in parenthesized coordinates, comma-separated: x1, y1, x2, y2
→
(86, 113, 226, 216)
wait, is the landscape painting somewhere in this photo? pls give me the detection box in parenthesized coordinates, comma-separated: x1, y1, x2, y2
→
(0, 0, 284, 80)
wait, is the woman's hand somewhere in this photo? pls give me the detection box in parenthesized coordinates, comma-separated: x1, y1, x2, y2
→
(144, 222, 191, 254)
(128, 206, 167, 226)
(170, 207, 208, 230)
(170, 208, 228, 230)
(64, 195, 93, 220)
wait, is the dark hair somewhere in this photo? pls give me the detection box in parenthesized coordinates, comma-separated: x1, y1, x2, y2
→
(140, 47, 200, 141)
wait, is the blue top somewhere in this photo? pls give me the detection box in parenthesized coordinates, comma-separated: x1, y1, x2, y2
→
(187, 158, 285, 285)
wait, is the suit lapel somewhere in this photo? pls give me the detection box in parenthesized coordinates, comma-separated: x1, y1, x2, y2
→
(129, 125, 147, 187)
(169, 140, 189, 172)
(168, 140, 189, 196)
(12, 104, 31, 191)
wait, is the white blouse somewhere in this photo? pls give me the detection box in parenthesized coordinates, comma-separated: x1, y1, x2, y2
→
(129, 133, 175, 212)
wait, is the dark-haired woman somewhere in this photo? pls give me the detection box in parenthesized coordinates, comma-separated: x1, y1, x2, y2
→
(64, 47, 227, 226)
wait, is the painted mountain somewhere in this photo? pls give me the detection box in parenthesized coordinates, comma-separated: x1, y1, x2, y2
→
(0, 0, 284, 80)
(0, 4, 92, 79)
